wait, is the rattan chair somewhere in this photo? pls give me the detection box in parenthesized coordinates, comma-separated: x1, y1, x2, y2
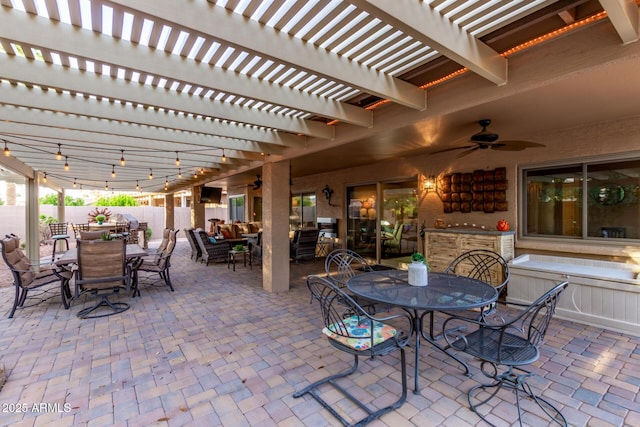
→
(293, 275, 411, 427)
(74, 239, 131, 319)
(290, 228, 319, 262)
(443, 281, 569, 427)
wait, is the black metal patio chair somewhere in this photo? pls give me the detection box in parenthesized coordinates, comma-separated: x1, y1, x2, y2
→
(293, 275, 411, 427)
(442, 281, 569, 427)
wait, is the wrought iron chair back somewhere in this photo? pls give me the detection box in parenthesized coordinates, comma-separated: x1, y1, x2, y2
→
(444, 249, 510, 295)
(324, 248, 373, 289)
(48, 222, 70, 260)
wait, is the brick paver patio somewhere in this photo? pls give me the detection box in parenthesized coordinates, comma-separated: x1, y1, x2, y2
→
(0, 239, 638, 426)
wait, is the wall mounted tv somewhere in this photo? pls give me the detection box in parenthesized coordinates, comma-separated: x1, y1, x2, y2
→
(200, 186, 222, 204)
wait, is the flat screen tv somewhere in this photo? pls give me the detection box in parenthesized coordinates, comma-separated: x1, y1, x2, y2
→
(200, 186, 222, 204)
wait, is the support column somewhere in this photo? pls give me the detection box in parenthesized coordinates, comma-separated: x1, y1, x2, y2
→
(191, 185, 205, 228)
(56, 190, 65, 222)
(262, 161, 290, 292)
(25, 177, 39, 262)
(164, 193, 175, 229)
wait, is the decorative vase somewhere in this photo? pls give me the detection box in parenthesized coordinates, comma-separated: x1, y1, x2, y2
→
(408, 261, 428, 286)
(98, 221, 103, 225)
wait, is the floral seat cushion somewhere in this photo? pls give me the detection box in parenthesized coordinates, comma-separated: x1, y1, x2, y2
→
(322, 315, 397, 351)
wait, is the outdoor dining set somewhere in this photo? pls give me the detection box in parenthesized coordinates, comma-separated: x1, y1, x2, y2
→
(294, 248, 569, 427)
(1, 223, 179, 320)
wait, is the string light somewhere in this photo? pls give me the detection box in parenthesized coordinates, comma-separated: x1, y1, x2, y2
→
(111, 165, 116, 178)
(221, 149, 227, 162)
(194, 172, 198, 179)
(3, 140, 9, 157)
(104, 181, 109, 191)
(178, 168, 182, 179)
(136, 180, 140, 191)
(120, 149, 125, 166)
(149, 168, 153, 179)
(73, 178, 77, 188)
(64, 156, 69, 171)
(56, 144, 62, 160)
(200, 168, 204, 175)
(43, 172, 47, 183)
(164, 177, 169, 190)
(175, 151, 180, 166)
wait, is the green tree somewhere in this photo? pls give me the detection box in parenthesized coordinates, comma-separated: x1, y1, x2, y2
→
(95, 194, 139, 206)
(39, 194, 85, 206)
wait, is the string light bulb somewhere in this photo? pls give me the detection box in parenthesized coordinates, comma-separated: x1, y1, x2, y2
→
(64, 156, 69, 171)
(111, 165, 116, 178)
(149, 168, 153, 180)
(43, 172, 47, 183)
(221, 149, 227, 162)
(56, 144, 62, 160)
(73, 178, 77, 188)
(164, 177, 169, 190)
(175, 151, 180, 166)
(105, 181, 109, 191)
(178, 168, 182, 179)
(120, 149, 126, 166)
(200, 168, 204, 175)
(136, 180, 140, 191)
(3, 140, 9, 157)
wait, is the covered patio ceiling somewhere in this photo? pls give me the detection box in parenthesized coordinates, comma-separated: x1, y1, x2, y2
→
(0, 0, 638, 193)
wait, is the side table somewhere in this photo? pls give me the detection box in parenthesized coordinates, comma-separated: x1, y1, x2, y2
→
(228, 249, 251, 271)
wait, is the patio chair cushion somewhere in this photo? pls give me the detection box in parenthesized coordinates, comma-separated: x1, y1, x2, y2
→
(322, 315, 397, 350)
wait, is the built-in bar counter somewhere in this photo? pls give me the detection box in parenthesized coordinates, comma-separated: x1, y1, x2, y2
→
(424, 228, 515, 272)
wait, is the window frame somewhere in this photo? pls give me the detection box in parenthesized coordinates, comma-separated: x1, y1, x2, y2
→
(520, 155, 640, 242)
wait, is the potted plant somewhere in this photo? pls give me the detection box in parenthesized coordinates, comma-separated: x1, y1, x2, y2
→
(100, 232, 112, 241)
(409, 252, 429, 286)
(95, 214, 106, 225)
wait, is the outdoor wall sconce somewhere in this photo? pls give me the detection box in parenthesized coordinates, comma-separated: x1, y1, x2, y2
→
(423, 175, 436, 192)
(322, 184, 335, 206)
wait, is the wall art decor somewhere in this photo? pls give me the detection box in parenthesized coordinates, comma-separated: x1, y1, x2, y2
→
(439, 167, 507, 213)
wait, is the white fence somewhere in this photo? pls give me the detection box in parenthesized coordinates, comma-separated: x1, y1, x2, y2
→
(0, 205, 226, 241)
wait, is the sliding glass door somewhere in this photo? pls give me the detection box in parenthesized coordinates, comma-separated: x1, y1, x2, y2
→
(347, 178, 417, 265)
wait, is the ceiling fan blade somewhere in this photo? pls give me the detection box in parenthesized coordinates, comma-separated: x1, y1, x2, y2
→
(493, 140, 546, 151)
(431, 145, 475, 155)
(456, 146, 480, 158)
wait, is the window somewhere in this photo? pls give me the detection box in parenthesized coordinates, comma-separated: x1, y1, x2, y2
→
(290, 192, 316, 231)
(523, 159, 640, 239)
(229, 195, 244, 223)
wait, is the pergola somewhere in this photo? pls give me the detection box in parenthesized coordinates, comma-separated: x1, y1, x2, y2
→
(1, 0, 638, 290)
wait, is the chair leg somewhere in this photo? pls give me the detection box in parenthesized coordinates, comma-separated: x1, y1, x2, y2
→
(8, 285, 21, 318)
(294, 349, 407, 427)
(77, 294, 130, 319)
(468, 363, 567, 427)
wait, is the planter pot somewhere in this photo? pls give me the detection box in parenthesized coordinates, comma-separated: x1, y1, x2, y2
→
(408, 261, 428, 286)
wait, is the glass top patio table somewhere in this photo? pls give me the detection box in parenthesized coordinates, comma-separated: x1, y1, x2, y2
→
(348, 270, 498, 394)
(347, 270, 497, 311)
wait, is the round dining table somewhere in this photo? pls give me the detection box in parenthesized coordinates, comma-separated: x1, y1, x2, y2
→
(348, 269, 498, 394)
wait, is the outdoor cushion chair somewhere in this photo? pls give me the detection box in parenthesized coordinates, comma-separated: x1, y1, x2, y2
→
(1, 234, 72, 318)
(48, 222, 70, 261)
(184, 227, 202, 261)
(194, 229, 232, 265)
(131, 229, 179, 295)
(74, 239, 131, 319)
(293, 275, 411, 427)
(442, 281, 569, 427)
(290, 228, 319, 262)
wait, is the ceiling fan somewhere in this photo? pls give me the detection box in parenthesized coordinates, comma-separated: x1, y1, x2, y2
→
(251, 174, 262, 190)
(434, 119, 545, 157)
